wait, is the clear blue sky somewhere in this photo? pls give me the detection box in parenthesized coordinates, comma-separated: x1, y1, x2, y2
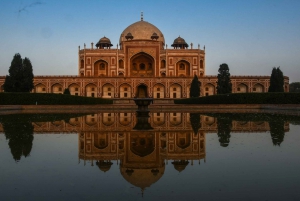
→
(0, 0, 299, 82)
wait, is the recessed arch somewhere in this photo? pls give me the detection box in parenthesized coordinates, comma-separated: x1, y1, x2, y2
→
(130, 52, 154, 77)
(161, 60, 166, 68)
(119, 59, 124, 69)
(170, 112, 182, 126)
(51, 83, 63, 94)
(119, 112, 132, 126)
(68, 83, 80, 96)
(34, 83, 47, 93)
(102, 113, 115, 126)
(85, 83, 97, 97)
(130, 133, 155, 157)
(203, 83, 215, 96)
(153, 83, 165, 98)
(94, 133, 109, 149)
(176, 133, 191, 149)
(176, 60, 190, 77)
(252, 83, 264, 92)
(119, 83, 132, 98)
(169, 83, 182, 98)
(236, 83, 248, 93)
(136, 84, 148, 98)
(94, 60, 108, 77)
(102, 83, 114, 98)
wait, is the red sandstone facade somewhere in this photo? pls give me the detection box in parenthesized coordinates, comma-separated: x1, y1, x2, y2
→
(0, 17, 289, 97)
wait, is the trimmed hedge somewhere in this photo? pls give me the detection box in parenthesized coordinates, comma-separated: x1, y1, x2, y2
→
(174, 93, 300, 104)
(0, 93, 113, 105)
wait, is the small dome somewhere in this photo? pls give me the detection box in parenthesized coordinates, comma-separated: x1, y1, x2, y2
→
(96, 36, 113, 48)
(171, 36, 188, 48)
(96, 161, 113, 172)
(172, 160, 189, 172)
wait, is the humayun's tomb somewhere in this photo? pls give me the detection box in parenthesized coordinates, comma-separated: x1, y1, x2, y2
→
(0, 15, 289, 98)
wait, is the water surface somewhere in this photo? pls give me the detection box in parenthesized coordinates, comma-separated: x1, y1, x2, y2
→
(0, 112, 299, 201)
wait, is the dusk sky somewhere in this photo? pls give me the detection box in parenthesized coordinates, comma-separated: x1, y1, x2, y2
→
(0, 0, 299, 82)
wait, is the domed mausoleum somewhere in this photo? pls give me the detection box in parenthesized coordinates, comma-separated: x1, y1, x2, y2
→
(0, 14, 288, 97)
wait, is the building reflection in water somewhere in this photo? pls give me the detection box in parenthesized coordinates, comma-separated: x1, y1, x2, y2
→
(79, 112, 206, 193)
(0, 112, 290, 188)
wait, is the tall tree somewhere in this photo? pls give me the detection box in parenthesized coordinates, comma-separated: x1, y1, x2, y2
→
(190, 75, 201, 97)
(216, 63, 232, 94)
(268, 67, 284, 92)
(3, 53, 34, 92)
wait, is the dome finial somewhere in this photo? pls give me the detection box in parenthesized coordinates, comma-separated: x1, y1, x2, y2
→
(141, 11, 143, 21)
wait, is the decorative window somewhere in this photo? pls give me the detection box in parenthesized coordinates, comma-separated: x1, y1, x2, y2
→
(253, 87, 256, 91)
(173, 88, 176, 91)
(157, 88, 160, 91)
(59, 87, 62, 91)
(237, 87, 240, 91)
(173, 113, 176, 116)
(179, 63, 185, 70)
(124, 87, 127, 91)
(124, 93, 127, 97)
(108, 113, 111, 117)
(205, 87, 208, 91)
(75, 88, 78, 91)
(100, 63, 105, 70)
(42, 88, 46, 91)
(139, 63, 145, 70)
(108, 88, 111, 91)
(157, 113, 160, 116)
(124, 113, 127, 116)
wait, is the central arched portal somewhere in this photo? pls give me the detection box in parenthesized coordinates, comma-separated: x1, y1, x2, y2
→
(136, 84, 148, 98)
(130, 52, 154, 77)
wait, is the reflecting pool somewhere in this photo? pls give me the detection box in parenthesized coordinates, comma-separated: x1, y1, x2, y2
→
(0, 112, 300, 200)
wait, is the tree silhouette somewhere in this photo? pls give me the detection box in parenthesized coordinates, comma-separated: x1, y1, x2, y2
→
(268, 120, 285, 146)
(268, 67, 284, 92)
(63, 88, 71, 95)
(3, 53, 34, 92)
(190, 75, 201, 97)
(217, 117, 232, 147)
(216, 63, 232, 94)
(190, 113, 201, 134)
(2, 120, 34, 161)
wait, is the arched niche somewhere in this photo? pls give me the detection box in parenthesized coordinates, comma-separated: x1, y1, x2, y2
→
(85, 83, 97, 97)
(203, 83, 215, 96)
(176, 60, 190, 77)
(102, 113, 115, 126)
(51, 83, 63, 94)
(102, 83, 114, 98)
(153, 112, 165, 126)
(161, 60, 166, 68)
(119, 84, 132, 98)
(94, 133, 109, 149)
(169, 84, 182, 98)
(136, 84, 148, 98)
(119, 112, 132, 126)
(170, 112, 182, 126)
(130, 52, 154, 77)
(253, 83, 264, 92)
(237, 83, 248, 93)
(119, 60, 124, 69)
(94, 60, 108, 77)
(69, 83, 80, 96)
(130, 133, 155, 157)
(35, 83, 47, 93)
(153, 84, 165, 98)
(176, 133, 191, 149)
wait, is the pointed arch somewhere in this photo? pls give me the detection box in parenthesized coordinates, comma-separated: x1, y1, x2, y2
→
(51, 83, 63, 94)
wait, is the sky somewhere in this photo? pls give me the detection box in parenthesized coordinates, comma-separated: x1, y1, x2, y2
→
(0, 0, 300, 82)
